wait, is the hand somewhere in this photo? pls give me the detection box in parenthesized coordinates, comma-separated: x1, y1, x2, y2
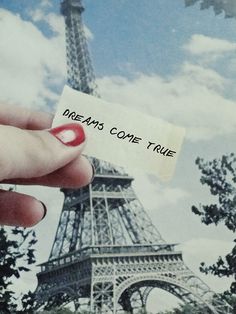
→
(0, 104, 93, 227)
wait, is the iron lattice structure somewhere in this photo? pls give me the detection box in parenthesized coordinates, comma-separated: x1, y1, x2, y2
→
(34, 1, 232, 313)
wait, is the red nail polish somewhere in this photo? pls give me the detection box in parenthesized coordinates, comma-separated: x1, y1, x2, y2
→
(49, 123, 85, 147)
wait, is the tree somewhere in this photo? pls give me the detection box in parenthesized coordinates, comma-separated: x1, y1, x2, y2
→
(39, 308, 76, 314)
(0, 226, 37, 313)
(219, 291, 236, 313)
(184, 0, 236, 18)
(38, 309, 94, 314)
(158, 303, 210, 313)
(192, 153, 236, 293)
(158, 296, 236, 313)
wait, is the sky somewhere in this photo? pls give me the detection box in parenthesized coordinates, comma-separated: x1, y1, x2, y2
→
(1, 0, 236, 312)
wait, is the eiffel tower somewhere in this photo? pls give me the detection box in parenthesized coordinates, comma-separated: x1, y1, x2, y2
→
(34, 1, 231, 313)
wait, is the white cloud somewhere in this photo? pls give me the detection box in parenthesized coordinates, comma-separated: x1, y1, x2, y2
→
(97, 62, 236, 142)
(29, 8, 44, 22)
(0, 9, 66, 110)
(184, 34, 236, 56)
(84, 25, 94, 41)
(29, 8, 93, 41)
(30, 9, 65, 37)
(45, 13, 65, 36)
(40, 0, 52, 8)
(134, 176, 189, 209)
(183, 34, 236, 65)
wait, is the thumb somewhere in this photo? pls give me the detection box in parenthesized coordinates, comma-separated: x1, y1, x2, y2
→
(0, 123, 87, 181)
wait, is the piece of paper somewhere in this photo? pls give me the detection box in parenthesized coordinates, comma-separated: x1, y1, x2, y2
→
(53, 85, 185, 181)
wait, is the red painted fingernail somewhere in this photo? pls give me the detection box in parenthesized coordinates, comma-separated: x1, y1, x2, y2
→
(49, 123, 85, 147)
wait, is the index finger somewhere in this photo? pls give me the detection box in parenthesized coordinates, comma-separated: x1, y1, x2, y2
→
(0, 103, 53, 130)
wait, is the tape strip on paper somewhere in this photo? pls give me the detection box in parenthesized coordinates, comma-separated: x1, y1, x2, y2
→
(52, 85, 185, 181)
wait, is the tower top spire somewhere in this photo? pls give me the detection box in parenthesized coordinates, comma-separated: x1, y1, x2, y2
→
(61, 0, 84, 16)
(60, 0, 96, 94)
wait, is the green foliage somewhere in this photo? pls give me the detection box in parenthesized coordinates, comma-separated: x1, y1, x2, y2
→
(219, 291, 236, 312)
(21, 290, 36, 313)
(39, 307, 76, 314)
(192, 154, 236, 293)
(136, 309, 152, 314)
(40, 293, 73, 312)
(38, 309, 95, 314)
(184, 0, 236, 18)
(0, 226, 37, 313)
(158, 302, 222, 313)
(192, 154, 236, 231)
(173, 303, 211, 313)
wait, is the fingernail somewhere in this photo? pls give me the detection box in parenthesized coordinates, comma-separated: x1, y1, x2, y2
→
(90, 163, 96, 184)
(40, 202, 47, 220)
(49, 123, 85, 147)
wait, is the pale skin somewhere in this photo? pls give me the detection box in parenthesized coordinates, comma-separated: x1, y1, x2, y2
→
(0, 104, 93, 228)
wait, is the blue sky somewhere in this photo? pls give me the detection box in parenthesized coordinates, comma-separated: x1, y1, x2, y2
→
(2, 0, 236, 78)
(84, 0, 236, 77)
(1, 0, 236, 312)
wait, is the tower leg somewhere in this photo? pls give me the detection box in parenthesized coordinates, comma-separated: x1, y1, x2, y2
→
(74, 298, 80, 311)
(119, 291, 134, 313)
(118, 287, 153, 314)
(91, 281, 114, 313)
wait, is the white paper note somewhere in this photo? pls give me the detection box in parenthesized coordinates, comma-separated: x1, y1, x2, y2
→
(53, 85, 185, 181)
